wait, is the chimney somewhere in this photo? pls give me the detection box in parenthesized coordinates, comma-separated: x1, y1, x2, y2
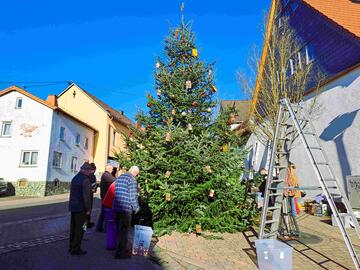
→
(46, 95, 58, 107)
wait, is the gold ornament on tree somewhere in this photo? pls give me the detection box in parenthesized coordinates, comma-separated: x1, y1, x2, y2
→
(171, 109, 176, 115)
(207, 108, 212, 113)
(191, 48, 198, 57)
(174, 28, 179, 38)
(164, 131, 172, 142)
(165, 193, 171, 202)
(205, 165, 212, 173)
(209, 189, 215, 198)
(210, 85, 217, 93)
(185, 80, 192, 89)
(157, 90, 162, 96)
(181, 111, 187, 116)
(187, 123, 193, 131)
(222, 144, 230, 152)
(195, 224, 202, 234)
(165, 171, 171, 178)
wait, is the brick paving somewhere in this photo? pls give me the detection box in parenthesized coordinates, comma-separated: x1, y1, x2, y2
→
(153, 213, 358, 270)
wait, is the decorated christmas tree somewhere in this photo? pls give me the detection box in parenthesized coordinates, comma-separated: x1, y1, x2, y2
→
(117, 15, 257, 235)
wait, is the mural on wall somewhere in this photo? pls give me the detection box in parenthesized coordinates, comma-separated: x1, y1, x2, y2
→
(20, 123, 39, 138)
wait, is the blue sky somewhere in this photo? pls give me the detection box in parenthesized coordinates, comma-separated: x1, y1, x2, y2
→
(0, 0, 270, 120)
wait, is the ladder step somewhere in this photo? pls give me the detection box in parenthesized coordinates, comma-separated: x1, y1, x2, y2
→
(309, 147, 322, 150)
(267, 206, 282, 211)
(274, 165, 287, 169)
(276, 151, 288, 155)
(263, 231, 278, 238)
(297, 118, 309, 122)
(269, 193, 283, 196)
(330, 193, 343, 199)
(271, 179, 284, 183)
(278, 138, 290, 141)
(304, 132, 315, 135)
(265, 220, 278, 225)
(324, 178, 337, 182)
(315, 162, 328, 165)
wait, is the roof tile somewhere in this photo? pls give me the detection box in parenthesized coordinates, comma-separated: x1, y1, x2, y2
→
(303, 0, 360, 38)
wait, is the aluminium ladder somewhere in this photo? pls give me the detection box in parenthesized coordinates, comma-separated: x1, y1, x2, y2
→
(258, 98, 360, 270)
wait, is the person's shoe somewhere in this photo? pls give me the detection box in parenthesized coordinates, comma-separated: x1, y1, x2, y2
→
(87, 222, 95, 229)
(71, 249, 87, 255)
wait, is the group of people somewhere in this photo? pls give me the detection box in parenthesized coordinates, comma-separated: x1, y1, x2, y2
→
(68, 161, 140, 259)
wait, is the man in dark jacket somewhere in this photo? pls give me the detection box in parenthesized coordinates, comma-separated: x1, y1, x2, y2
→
(113, 166, 140, 259)
(96, 164, 116, 232)
(68, 162, 92, 255)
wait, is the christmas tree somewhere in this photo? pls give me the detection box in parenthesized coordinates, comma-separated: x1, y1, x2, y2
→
(117, 16, 257, 235)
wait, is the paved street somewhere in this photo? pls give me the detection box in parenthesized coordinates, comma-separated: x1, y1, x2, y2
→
(0, 196, 162, 270)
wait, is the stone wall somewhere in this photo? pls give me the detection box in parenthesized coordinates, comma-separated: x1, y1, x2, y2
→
(45, 181, 71, 196)
(9, 179, 70, 197)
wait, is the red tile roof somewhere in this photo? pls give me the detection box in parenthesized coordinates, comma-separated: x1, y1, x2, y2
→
(303, 0, 360, 38)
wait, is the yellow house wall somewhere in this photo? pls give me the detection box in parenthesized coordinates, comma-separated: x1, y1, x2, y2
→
(108, 118, 130, 158)
(57, 84, 109, 171)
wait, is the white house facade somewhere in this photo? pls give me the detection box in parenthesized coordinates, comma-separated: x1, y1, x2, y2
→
(0, 86, 95, 196)
(46, 109, 95, 193)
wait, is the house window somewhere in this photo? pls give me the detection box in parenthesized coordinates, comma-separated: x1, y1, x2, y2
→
(71, 156, 78, 173)
(15, 98, 23, 109)
(305, 44, 315, 64)
(20, 151, 38, 166)
(84, 137, 89, 149)
(59, 127, 66, 141)
(289, 59, 295, 75)
(297, 52, 302, 69)
(1, 122, 12, 137)
(75, 134, 80, 145)
(113, 130, 117, 146)
(53, 151, 62, 168)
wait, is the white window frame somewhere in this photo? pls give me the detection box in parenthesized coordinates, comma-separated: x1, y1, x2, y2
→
(15, 97, 23, 109)
(1, 121, 12, 137)
(20, 150, 38, 167)
(289, 59, 295, 75)
(53, 151, 62, 168)
(75, 134, 81, 146)
(305, 45, 315, 64)
(84, 137, 89, 150)
(59, 127, 66, 141)
(297, 52, 302, 70)
(71, 156, 78, 173)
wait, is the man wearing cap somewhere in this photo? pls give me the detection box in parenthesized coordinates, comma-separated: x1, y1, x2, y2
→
(113, 166, 140, 259)
(68, 162, 92, 255)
